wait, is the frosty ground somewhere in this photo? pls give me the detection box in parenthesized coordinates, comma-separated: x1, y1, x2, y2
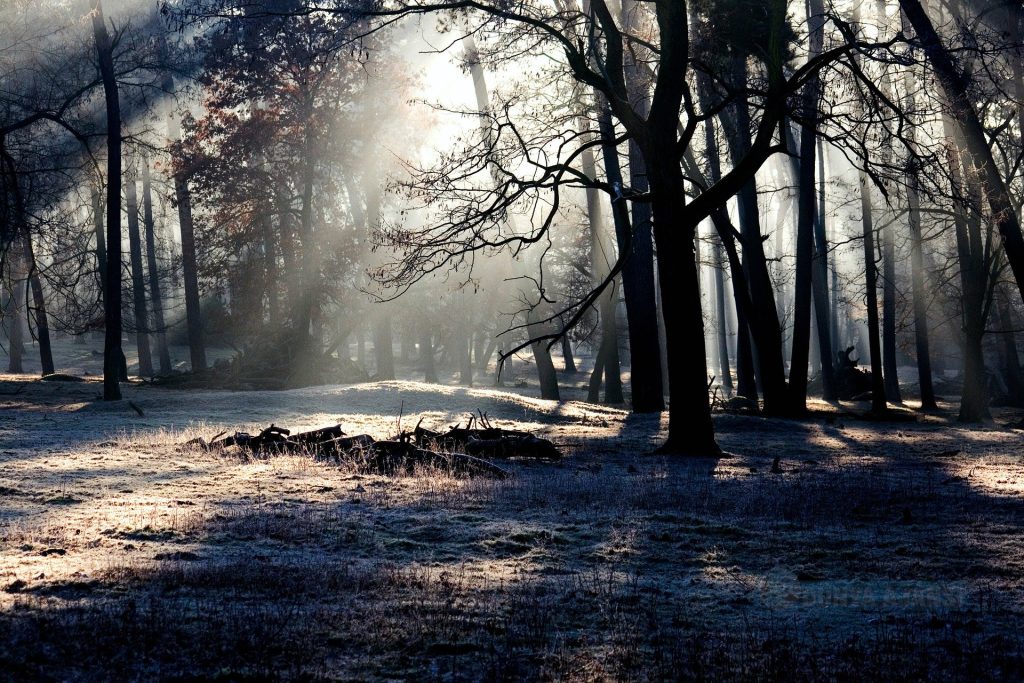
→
(1, 343, 1023, 680)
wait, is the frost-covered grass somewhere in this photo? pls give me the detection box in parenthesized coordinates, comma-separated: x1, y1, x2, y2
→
(1, 353, 1024, 680)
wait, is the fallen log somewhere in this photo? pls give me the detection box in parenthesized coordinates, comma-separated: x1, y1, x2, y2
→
(184, 422, 511, 478)
(411, 413, 561, 460)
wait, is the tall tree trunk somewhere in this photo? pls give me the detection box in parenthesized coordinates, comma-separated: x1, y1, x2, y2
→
(91, 186, 107, 302)
(860, 173, 888, 413)
(598, 101, 661, 410)
(944, 116, 991, 422)
(822, 142, 841, 358)
(295, 134, 317, 346)
(93, 0, 123, 400)
(261, 211, 278, 327)
(906, 154, 937, 409)
(650, 198, 718, 453)
(621, 0, 666, 411)
(718, 61, 788, 412)
(696, 86, 756, 401)
(789, 0, 826, 411)
(581, 120, 623, 404)
(167, 99, 206, 373)
(811, 154, 836, 398)
(142, 159, 171, 374)
(124, 163, 154, 378)
(712, 234, 733, 396)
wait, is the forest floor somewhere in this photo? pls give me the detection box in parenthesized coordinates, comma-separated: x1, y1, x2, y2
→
(1, 340, 1024, 680)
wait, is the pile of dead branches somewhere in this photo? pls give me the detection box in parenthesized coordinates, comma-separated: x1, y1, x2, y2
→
(184, 413, 562, 478)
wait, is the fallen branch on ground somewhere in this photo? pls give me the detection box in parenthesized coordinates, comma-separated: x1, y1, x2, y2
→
(181, 411, 560, 478)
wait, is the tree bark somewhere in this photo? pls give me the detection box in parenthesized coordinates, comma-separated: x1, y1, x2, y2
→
(167, 107, 206, 372)
(560, 331, 577, 373)
(789, 0, 826, 411)
(906, 156, 937, 409)
(22, 236, 53, 376)
(712, 234, 733, 396)
(92, 0, 123, 400)
(859, 173, 888, 413)
(598, 101, 661, 409)
(125, 163, 154, 378)
(527, 309, 560, 400)
(580, 111, 623, 404)
(142, 159, 171, 374)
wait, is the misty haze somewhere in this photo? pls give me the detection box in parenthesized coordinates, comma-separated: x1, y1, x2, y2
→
(1, 0, 1024, 680)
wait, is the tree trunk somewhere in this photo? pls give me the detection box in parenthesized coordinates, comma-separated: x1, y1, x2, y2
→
(907, 156, 937, 409)
(811, 153, 836, 398)
(125, 164, 154, 378)
(696, 91, 755, 401)
(648, 151, 719, 454)
(822, 143, 841, 358)
(587, 340, 605, 402)
(581, 112, 623, 404)
(167, 102, 206, 373)
(93, 0, 123, 400)
(712, 234, 733, 396)
(527, 309, 560, 400)
(91, 186, 107, 302)
(789, 0, 825, 411)
(22, 236, 53, 376)
(859, 173, 888, 413)
(560, 332, 577, 373)
(721, 59, 788, 415)
(142, 159, 171, 374)
(598, 101, 662, 410)
(944, 117, 991, 422)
